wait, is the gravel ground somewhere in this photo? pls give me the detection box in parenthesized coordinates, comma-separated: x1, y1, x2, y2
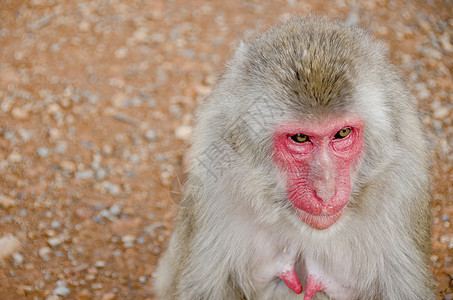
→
(0, 0, 452, 299)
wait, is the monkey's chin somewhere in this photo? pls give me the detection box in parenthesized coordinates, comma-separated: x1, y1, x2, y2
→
(295, 209, 342, 230)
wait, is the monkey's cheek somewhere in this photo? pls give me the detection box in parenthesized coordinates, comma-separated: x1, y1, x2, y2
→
(295, 208, 343, 230)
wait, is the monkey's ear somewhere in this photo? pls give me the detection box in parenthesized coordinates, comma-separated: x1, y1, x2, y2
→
(228, 41, 249, 69)
(234, 41, 248, 57)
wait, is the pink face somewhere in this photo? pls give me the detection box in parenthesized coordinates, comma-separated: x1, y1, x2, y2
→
(273, 117, 364, 230)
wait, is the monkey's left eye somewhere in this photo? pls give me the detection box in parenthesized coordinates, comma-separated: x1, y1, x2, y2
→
(334, 128, 352, 139)
(290, 134, 310, 143)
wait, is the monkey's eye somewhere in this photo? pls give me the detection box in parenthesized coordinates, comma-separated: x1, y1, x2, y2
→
(334, 128, 352, 139)
(290, 134, 310, 143)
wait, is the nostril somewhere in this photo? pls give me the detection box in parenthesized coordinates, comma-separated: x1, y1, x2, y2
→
(314, 186, 336, 204)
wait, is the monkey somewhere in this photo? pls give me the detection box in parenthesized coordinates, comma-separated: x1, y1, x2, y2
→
(155, 16, 435, 300)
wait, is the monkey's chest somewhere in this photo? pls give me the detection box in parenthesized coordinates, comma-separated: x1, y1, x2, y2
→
(254, 249, 353, 300)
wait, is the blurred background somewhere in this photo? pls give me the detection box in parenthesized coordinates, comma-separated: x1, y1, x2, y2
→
(0, 0, 451, 299)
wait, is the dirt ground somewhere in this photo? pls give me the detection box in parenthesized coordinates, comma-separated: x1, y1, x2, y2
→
(0, 0, 452, 299)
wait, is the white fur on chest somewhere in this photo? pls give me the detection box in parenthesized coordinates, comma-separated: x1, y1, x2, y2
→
(304, 254, 353, 300)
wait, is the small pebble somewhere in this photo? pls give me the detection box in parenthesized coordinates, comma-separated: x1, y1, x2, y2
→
(95, 168, 107, 180)
(139, 275, 149, 283)
(51, 220, 61, 228)
(12, 252, 24, 265)
(100, 292, 116, 300)
(94, 260, 106, 268)
(75, 170, 94, 180)
(145, 129, 158, 141)
(175, 125, 193, 141)
(102, 181, 121, 197)
(441, 214, 451, 222)
(37, 147, 50, 157)
(0, 234, 21, 260)
(53, 280, 70, 297)
(122, 235, 135, 248)
(433, 107, 449, 120)
(7, 150, 22, 163)
(60, 160, 76, 172)
(54, 141, 68, 153)
(109, 204, 121, 216)
(39, 247, 52, 260)
(0, 195, 16, 208)
(47, 235, 66, 248)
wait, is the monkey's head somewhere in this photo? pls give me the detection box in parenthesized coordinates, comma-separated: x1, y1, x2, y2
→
(195, 17, 410, 231)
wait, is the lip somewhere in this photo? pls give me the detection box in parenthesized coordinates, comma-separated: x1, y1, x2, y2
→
(290, 192, 344, 216)
(295, 207, 343, 230)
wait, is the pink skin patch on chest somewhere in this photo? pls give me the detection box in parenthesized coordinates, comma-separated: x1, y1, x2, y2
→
(304, 274, 325, 300)
(278, 267, 303, 294)
(272, 117, 364, 230)
(276, 265, 325, 298)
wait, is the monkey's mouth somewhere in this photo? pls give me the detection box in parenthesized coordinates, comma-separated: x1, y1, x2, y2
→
(294, 208, 343, 230)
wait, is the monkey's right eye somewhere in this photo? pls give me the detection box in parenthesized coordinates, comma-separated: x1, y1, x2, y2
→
(290, 134, 310, 143)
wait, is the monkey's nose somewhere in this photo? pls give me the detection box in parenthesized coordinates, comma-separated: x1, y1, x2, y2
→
(314, 180, 336, 203)
(315, 189, 335, 203)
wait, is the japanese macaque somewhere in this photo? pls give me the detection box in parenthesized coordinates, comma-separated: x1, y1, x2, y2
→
(155, 16, 434, 299)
